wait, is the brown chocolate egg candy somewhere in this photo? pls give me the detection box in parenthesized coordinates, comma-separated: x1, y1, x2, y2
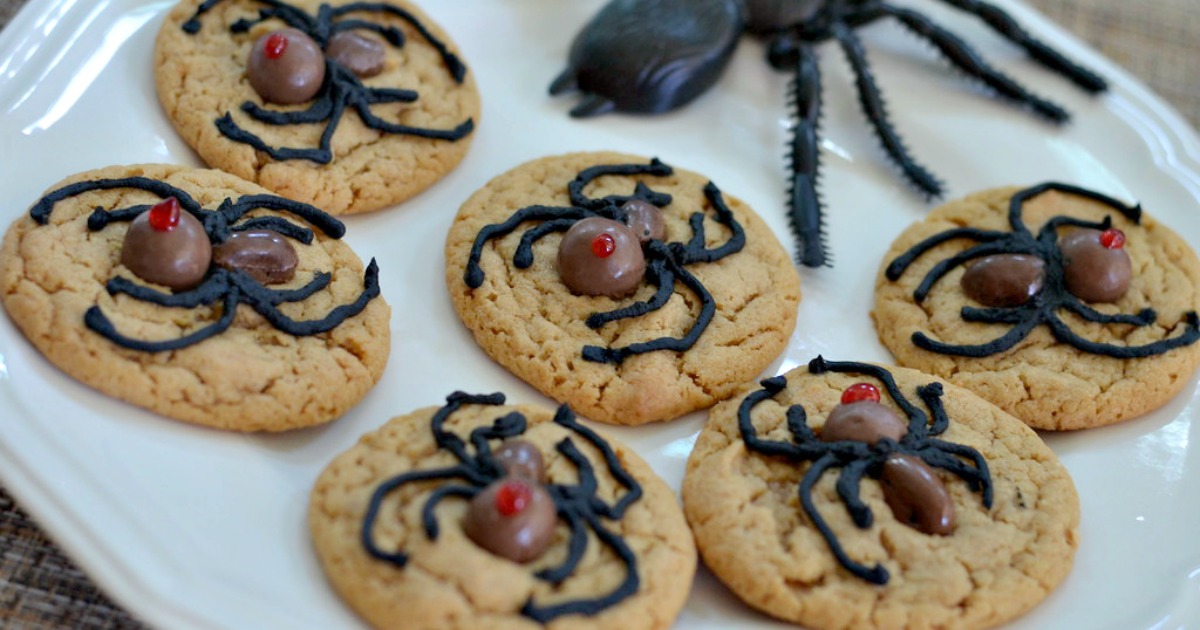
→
(494, 440, 546, 483)
(820, 401, 907, 445)
(621, 199, 665, 244)
(879, 453, 955, 535)
(960, 254, 1045, 307)
(1060, 228, 1133, 303)
(213, 230, 298, 285)
(247, 28, 326, 104)
(557, 217, 646, 297)
(121, 198, 212, 291)
(326, 31, 386, 78)
(464, 478, 557, 563)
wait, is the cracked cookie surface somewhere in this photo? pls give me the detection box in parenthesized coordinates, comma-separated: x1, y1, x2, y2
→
(873, 186, 1200, 430)
(155, 0, 479, 215)
(309, 399, 696, 630)
(0, 164, 390, 431)
(682, 362, 1080, 630)
(444, 152, 802, 426)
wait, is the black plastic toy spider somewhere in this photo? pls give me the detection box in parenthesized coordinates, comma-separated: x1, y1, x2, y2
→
(885, 182, 1200, 358)
(463, 158, 745, 364)
(551, 0, 1107, 267)
(361, 391, 644, 623)
(738, 356, 993, 584)
(182, 0, 474, 163)
(30, 176, 381, 352)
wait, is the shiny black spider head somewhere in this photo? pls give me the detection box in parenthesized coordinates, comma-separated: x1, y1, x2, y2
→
(181, 0, 474, 164)
(462, 158, 746, 364)
(29, 175, 381, 352)
(738, 356, 993, 584)
(884, 182, 1200, 359)
(361, 391, 644, 623)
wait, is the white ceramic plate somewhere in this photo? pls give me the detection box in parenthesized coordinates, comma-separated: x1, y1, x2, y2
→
(1, 1, 1198, 628)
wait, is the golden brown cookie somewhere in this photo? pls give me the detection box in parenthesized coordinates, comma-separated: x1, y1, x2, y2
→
(444, 152, 802, 426)
(309, 392, 696, 629)
(683, 358, 1080, 630)
(873, 183, 1200, 430)
(155, 0, 479, 215)
(0, 164, 390, 431)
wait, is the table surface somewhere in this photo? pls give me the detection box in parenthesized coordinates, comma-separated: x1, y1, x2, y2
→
(1, 0, 1198, 627)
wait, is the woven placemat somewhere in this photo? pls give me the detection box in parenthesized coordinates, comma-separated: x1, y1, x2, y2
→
(0, 0, 1197, 627)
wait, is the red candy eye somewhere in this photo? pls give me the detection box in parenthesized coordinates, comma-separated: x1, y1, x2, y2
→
(147, 197, 182, 232)
(494, 480, 532, 517)
(591, 233, 616, 258)
(841, 382, 880, 404)
(1100, 228, 1125, 250)
(264, 32, 289, 59)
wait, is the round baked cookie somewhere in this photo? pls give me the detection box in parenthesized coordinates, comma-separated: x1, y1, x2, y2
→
(155, 0, 479, 215)
(444, 152, 802, 426)
(0, 164, 390, 431)
(874, 183, 1200, 430)
(309, 392, 696, 630)
(683, 358, 1080, 630)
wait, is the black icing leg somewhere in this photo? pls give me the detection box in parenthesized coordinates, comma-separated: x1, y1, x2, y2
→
(880, 3, 1068, 122)
(831, 21, 943, 198)
(798, 453, 889, 584)
(835, 458, 875, 527)
(932, 0, 1108, 92)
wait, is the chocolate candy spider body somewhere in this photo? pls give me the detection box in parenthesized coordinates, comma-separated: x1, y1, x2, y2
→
(182, 0, 474, 164)
(885, 182, 1200, 359)
(30, 177, 381, 352)
(739, 357, 993, 584)
(361, 392, 644, 623)
(463, 158, 745, 365)
(551, 0, 1107, 267)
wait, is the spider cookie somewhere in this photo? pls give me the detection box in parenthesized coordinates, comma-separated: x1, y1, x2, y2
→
(0, 164, 389, 431)
(309, 392, 696, 629)
(444, 152, 802, 426)
(874, 183, 1200, 430)
(683, 357, 1080, 629)
(156, 0, 479, 215)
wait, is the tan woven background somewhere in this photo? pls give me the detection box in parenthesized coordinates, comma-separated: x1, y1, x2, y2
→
(1, 0, 1197, 627)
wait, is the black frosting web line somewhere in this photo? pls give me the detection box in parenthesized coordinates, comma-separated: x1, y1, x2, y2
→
(358, 393, 644, 622)
(736, 358, 993, 584)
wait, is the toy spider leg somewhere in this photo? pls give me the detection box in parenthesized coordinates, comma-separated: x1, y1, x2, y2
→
(885, 182, 1200, 358)
(30, 176, 382, 353)
(361, 392, 644, 623)
(463, 159, 745, 365)
(738, 357, 992, 584)
(183, 0, 474, 164)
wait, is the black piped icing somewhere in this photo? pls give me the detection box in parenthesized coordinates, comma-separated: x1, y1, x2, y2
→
(361, 392, 644, 623)
(737, 357, 993, 585)
(463, 158, 746, 364)
(885, 182, 1200, 358)
(181, 0, 473, 164)
(30, 176, 381, 352)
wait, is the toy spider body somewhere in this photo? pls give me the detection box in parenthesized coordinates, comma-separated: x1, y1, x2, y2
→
(361, 392, 644, 623)
(885, 182, 1200, 358)
(30, 177, 381, 352)
(552, 0, 1107, 267)
(182, 0, 474, 164)
(463, 158, 745, 364)
(738, 356, 993, 584)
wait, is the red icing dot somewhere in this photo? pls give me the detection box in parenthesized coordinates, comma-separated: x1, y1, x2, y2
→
(591, 233, 616, 258)
(147, 197, 182, 232)
(264, 32, 289, 59)
(841, 382, 881, 404)
(1100, 228, 1126, 250)
(495, 480, 532, 517)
